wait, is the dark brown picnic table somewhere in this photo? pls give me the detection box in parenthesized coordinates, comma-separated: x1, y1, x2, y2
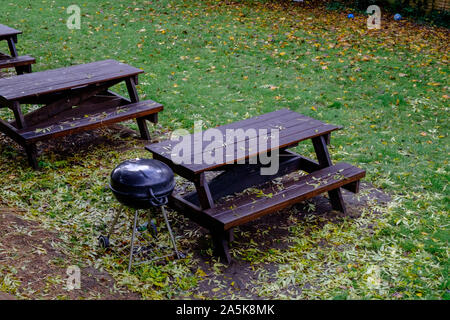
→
(0, 24, 35, 74)
(0, 59, 163, 169)
(146, 109, 366, 263)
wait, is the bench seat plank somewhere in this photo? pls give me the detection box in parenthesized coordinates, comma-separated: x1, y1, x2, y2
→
(204, 162, 366, 230)
(17, 99, 163, 142)
(0, 55, 35, 69)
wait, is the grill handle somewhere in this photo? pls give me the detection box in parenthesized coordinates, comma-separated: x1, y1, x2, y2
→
(148, 188, 168, 207)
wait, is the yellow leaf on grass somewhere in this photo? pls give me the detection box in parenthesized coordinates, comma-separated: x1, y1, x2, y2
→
(196, 268, 207, 277)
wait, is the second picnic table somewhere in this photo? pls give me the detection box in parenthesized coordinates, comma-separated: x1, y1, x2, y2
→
(147, 109, 366, 263)
(0, 59, 163, 168)
(0, 24, 35, 74)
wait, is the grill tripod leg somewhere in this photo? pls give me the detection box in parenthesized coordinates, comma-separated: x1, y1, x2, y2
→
(128, 210, 139, 273)
(107, 209, 121, 238)
(161, 206, 181, 259)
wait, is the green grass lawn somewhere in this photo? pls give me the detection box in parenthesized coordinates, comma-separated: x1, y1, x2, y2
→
(0, 0, 448, 299)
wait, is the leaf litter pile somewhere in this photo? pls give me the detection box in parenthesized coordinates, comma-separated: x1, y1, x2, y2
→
(0, 0, 448, 299)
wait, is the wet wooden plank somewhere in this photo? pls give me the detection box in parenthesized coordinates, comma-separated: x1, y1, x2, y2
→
(150, 123, 339, 174)
(18, 99, 163, 142)
(204, 162, 366, 230)
(148, 109, 294, 153)
(0, 24, 21, 39)
(146, 109, 342, 174)
(0, 60, 143, 101)
(0, 55, 35, 69)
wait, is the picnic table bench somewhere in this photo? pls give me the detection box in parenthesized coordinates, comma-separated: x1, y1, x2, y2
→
(146, 109, 366, 263)
(0, 59, 162, 169)
(0, 24, 35, 74)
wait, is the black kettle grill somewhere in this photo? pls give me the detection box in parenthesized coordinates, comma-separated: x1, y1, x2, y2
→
(110, 158, 175, 209)
(99, 158, 183, 272)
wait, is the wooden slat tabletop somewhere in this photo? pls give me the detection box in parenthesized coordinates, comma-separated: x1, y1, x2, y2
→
(0, 60, 144, 101)
(0, 24, 21, 37)
(147, 109, 342, 174)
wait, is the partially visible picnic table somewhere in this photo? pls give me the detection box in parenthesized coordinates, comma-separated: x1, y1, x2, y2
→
(0, 24, 35, 74)
(147, 109, 366, 262)
(0, 59, 163, 168)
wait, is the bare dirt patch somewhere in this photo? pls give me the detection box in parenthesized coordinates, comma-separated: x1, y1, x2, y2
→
(0, 207, 139, 300)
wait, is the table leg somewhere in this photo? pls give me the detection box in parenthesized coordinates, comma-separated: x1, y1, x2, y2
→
(212, 230, 232, 264)
(193, 173, 214, 210)
(11, 102, 26, 129)
(6, 37, 26, 75)
(23, 64, 32, 74)
(327, 188, 346, 212)
(136, 118, 151, 140)
(312, 135, 347, 214)
(7, 37, 18, 57)
(228, 228, 234, 242)
(146, 113, 158, 124)
(24, 143, 38, 169)
(193, 173, 233, 262)
(125, 77, 151, 140)
(9, 101, 39, 169)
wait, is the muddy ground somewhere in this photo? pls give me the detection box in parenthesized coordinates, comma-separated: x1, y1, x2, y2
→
(0, 206, 140, 299)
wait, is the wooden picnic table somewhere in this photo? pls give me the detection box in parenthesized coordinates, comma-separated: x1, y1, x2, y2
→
(146, 109, 365, 263)
(0, 59, 163, 169)
(0, 24, 35, 74)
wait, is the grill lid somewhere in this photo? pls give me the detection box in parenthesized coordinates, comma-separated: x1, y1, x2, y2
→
(110, 159, 175, 205)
